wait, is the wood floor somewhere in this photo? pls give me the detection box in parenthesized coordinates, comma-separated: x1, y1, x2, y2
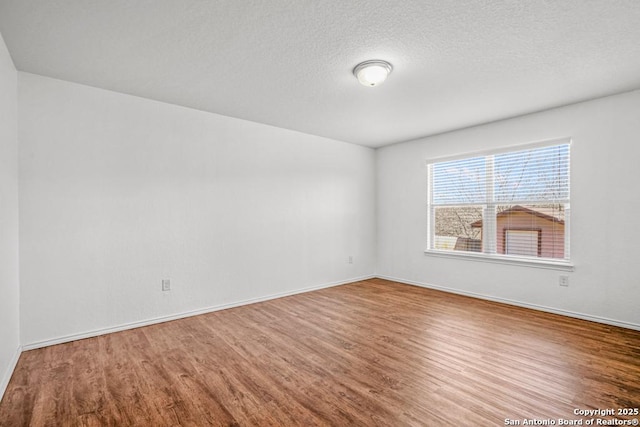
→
(1, 279, 639, 426)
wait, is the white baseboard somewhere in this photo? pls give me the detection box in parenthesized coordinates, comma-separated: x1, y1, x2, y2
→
(376, 275, 640, 331)
(22, 275, 376, 351)
(0, 344, 22, 402)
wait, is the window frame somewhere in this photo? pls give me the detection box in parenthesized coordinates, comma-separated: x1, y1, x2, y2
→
(425, 138, 574, 272)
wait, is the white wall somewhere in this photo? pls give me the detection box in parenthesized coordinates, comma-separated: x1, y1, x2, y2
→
(0, 32, 20, 398)
(377, 90, 640, 329)
(18, 73, 376, 347)
(12, 60, 640, 355)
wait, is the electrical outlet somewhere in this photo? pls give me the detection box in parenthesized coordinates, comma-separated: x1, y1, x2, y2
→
(348, 256, 353, 264)
(559, 275, 569, 287)
(162, 279, 171, 291)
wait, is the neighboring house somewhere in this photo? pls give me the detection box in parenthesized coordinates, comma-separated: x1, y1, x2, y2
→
(471, 205, 565, 259)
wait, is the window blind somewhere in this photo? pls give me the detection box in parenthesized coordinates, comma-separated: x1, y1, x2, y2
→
(427, 141, 570, 262)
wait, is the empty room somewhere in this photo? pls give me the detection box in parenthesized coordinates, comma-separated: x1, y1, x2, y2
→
(1, 1, 639, 426)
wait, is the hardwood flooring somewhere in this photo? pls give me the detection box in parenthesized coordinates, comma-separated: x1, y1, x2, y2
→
(1, 278, 639, 426)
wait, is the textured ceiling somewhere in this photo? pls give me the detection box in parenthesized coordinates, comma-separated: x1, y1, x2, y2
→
(1, 0, 640, 147)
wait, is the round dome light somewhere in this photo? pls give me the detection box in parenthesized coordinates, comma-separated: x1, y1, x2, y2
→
(353, 60, 393, 87)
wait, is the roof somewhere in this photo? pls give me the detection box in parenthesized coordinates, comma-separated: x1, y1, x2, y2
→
(471, 205, 565, 228)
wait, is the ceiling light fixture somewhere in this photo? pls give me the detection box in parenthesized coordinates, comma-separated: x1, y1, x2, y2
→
(353, 60, 393, 87)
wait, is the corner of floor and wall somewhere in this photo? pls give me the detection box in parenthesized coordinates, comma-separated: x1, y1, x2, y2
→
(3, 30, 640, 404)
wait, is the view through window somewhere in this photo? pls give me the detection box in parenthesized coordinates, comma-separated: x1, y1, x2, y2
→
(427, 141, 570, 262)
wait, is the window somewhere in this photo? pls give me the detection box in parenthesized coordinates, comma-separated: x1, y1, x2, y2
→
(426, 140, 570, 266)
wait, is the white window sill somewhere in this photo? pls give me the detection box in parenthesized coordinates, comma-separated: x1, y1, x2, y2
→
(424, 249, 575, 272)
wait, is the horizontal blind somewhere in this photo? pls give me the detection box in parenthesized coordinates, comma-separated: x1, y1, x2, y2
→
(428, 141, 570, 261)
(494, 144, 570, 203)
(431, 144, 570, 205)
(431, 156, 486, 205)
